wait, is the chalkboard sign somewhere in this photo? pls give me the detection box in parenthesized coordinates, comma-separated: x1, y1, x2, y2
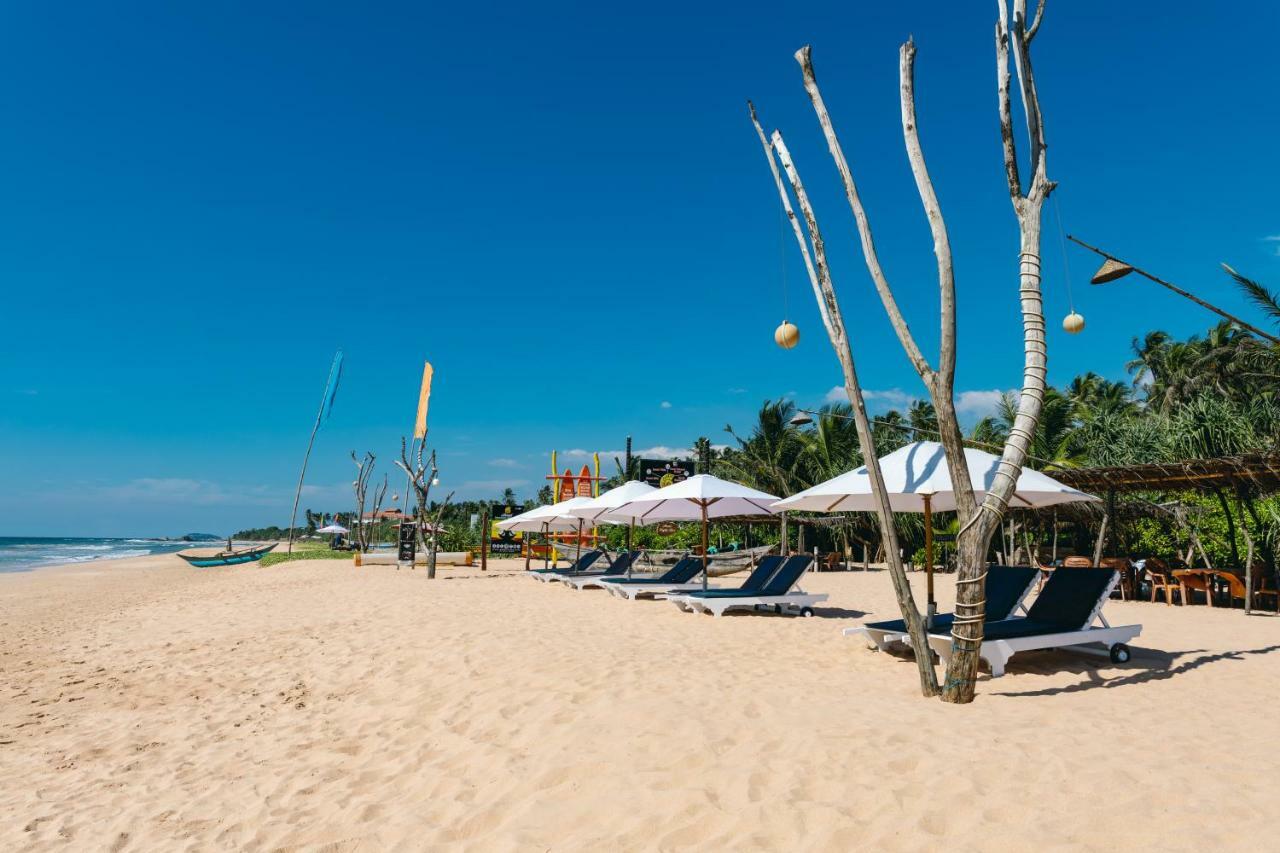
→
(397, 521, 417, 564)
(639, 459, 694, 488)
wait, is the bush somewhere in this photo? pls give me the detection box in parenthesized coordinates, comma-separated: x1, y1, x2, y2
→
(260, 549, 354, 568)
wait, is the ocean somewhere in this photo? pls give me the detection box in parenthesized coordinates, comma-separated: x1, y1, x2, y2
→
(0, 537, 199, 573)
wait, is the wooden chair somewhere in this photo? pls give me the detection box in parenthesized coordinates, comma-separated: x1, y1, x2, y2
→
(1252, 569, 1280, 612)
(1143, 557, 1180, 606)
(1061, 556, 1094, 568)
(824, 552, 842, 572)
(1214, 570, 1251, 608)
(1098, 556, 1135, 600)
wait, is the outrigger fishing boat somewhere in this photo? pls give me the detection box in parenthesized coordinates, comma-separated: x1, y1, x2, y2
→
(177, 542, 276, 568)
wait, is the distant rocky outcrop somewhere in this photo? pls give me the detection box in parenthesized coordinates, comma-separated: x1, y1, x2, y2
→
(181, 533, 222, 542)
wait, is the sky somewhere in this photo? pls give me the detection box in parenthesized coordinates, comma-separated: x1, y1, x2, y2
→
(1, 1, 1277, 537)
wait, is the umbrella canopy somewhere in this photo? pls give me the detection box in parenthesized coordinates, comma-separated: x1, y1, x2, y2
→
(566, 480, 658, 577)
(773, 441, 1098, 513)
(567, 480, 658, 524)
(613, 474, 780, 589)
(773, 441, 1097, 618)
(495, 496, 595, 532)
(315, 523, 349, 534)
(496, 495, 605, 569)
(616, 474, 781, 521)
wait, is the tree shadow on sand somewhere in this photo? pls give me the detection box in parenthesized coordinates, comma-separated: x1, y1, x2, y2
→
(989, 643, 1280, 697)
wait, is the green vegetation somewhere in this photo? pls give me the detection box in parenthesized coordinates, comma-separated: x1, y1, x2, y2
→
(259, 541, 354, 567)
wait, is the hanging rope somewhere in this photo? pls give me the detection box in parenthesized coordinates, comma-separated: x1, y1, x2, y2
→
(1052, 193, 1077, 315)
(777, 199, 789, 321)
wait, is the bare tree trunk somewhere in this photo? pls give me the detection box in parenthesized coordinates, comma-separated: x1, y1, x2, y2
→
(395, 437, 443, 578)
(752, 104, 938, 696)
(771, 3, 1053, 704)
(1092, 512, 1109, 567)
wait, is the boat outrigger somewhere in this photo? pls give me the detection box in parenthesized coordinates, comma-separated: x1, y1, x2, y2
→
(177, 543, 276, 568)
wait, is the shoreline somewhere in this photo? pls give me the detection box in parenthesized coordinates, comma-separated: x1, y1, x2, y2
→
(2, 552, 1277, 850)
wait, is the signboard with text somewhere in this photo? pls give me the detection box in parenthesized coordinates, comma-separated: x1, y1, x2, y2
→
(397, 521, 417, 564)
(490, 504, 523, 555)
(638, 459, 695, 489)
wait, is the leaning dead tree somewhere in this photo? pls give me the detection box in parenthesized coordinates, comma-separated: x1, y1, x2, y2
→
(351, 451, 388, 552)
(756, 1, 1054, 703)
(395, 437, 454, 578)
(749, 104, 939, 697)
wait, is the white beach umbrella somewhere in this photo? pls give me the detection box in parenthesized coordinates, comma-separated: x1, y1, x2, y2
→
(774, 441, 1097, 513)
(497, 496, 598, 568)
(565, 480, 658, 577)
(613, 474, 781, 589)
(774, 440, 1098, 614)
(315, 523, 349, 534)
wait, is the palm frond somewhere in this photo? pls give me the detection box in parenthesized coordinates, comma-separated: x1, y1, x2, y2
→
(1222, 263, 1280, 327)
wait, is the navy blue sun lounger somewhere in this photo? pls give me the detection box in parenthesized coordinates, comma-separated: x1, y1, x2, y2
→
(849, 565, 1041, 647)
(924, 568, 1143, 677)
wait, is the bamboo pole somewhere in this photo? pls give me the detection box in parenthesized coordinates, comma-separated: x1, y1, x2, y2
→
(1066, 235, 1280, 344)
(287, 387, 331, 555)
(701, 502, 710, 590)
(924, 493, 935, 626)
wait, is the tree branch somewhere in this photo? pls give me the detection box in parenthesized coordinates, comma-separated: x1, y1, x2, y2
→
(770, 126, 939, 697)
(899, 37, 957, 391)
(1026, 0, 1046, 42)
(995, 14, 1022, 201)
(748, 100, 834, 338)
(748, 102, 834, 336)
(794, 45, 933, 380)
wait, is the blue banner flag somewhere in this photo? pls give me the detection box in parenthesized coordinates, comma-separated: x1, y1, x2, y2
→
(321, 350, 343, 422)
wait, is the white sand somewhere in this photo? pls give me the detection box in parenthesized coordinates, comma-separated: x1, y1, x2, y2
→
(1, 553, 1277, 851)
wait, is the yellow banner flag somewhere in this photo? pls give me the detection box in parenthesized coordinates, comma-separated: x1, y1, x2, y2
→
(414, 362, 434, 438)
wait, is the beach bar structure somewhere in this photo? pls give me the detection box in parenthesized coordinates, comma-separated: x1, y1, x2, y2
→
(1053, 454, 1280, 613)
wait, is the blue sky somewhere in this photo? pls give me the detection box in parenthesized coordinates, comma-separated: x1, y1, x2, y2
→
(1, 1, 1277, 536)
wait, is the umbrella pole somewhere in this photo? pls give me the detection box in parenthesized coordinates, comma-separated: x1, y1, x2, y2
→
(543, 522, 550, 570)
(627, 520, 634, 578)
(924, 494, 935, 628)
(576, 519, 583, 566)
(701, 502, 709, 590)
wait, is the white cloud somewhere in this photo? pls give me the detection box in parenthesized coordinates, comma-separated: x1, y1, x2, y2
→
(1264, 235, 1280, 256)
(727, 387, 747, 394)
(487, 458, 520, 468)
(660, 401, 672, 409)
(825, 386, 917, 408)
(955, 389, 1009, 418)
(560, 445, 726, 462)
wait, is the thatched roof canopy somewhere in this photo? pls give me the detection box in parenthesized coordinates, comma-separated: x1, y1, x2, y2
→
(1052, 454, 1280, 495)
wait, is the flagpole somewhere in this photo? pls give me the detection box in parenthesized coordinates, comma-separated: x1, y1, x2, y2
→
(287, 351, 342, 554)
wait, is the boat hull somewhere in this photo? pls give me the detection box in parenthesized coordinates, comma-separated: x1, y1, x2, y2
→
(178, 544, 276, 568)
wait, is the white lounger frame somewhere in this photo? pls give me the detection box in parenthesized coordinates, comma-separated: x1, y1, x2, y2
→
(665, 562, 827, 618)
(667, 590, 829, 617)
(598, 579, 710, 600)
(560, 572, 636, 590)
(844, 570, 1041, 650)
(920, 574, 1140, 677)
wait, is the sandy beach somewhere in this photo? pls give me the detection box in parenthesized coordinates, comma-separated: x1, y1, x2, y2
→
(2, 553, 1277, 851)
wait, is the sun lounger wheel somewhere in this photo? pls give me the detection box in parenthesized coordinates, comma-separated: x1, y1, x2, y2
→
(799, 607, 815, 618)
(1109, 643, 1131, 664)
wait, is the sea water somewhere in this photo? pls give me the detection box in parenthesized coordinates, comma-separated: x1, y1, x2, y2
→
(0, 537, 196, 573)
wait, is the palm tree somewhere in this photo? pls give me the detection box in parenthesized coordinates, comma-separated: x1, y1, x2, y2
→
(994, 389, 1084, 468)
(721, 399, 807, 496)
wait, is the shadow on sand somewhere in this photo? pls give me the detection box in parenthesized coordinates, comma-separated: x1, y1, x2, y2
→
(989, 643, 1280, 697)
